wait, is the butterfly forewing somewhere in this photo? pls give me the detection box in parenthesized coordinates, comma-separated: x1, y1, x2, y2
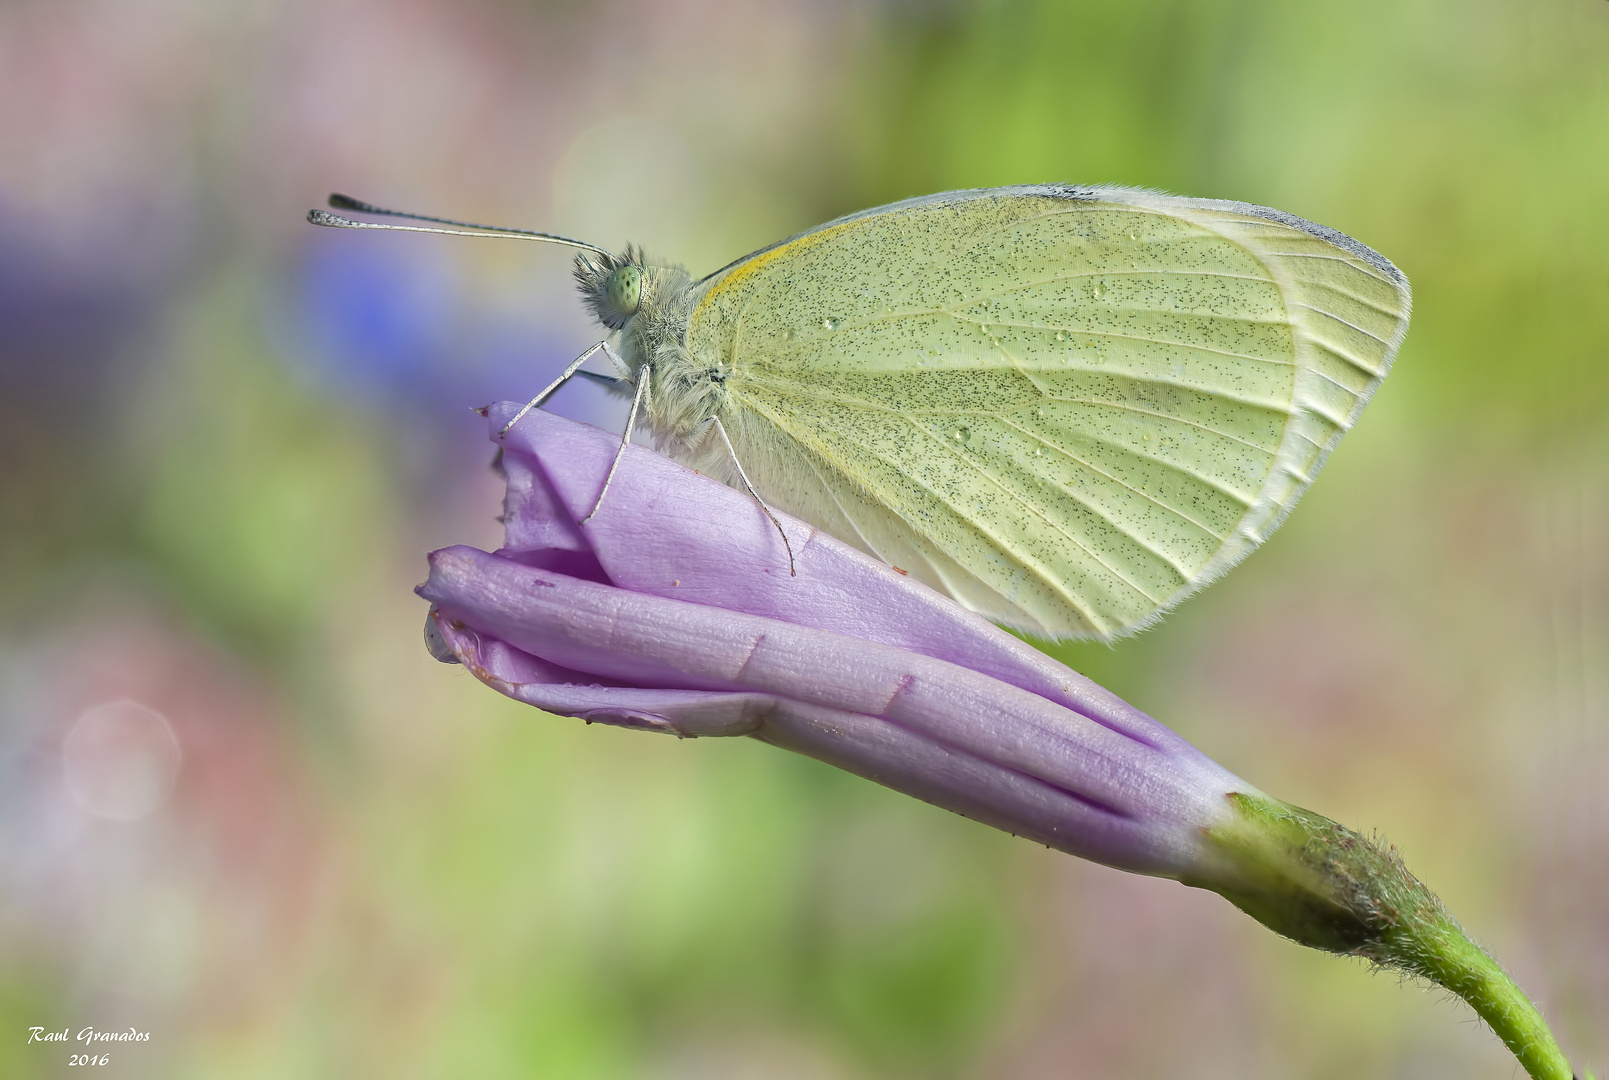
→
(685, 186, 1409, 639)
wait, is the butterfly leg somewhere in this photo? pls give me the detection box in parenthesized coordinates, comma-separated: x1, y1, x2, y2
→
(499, 340, 629, 436)
(710, 415, 796, 577)
(581, 363, 651, 524)
(574, 369, 631, 396)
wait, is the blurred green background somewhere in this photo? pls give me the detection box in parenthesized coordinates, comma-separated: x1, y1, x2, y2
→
(1, 0, 1604, 1076)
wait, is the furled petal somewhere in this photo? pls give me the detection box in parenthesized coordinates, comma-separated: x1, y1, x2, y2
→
(419, 407, 1254, 877)
(424, 545, 1236, 872)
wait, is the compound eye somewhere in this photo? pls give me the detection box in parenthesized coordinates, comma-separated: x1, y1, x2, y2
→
(604, 265, 642, 319)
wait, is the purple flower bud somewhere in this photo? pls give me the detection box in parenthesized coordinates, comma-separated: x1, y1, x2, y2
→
(416, 405, 1586, 1080)
(419, 404, 1255, 881)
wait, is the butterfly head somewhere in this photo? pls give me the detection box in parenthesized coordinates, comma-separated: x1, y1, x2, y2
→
(575, 247, 650, 330)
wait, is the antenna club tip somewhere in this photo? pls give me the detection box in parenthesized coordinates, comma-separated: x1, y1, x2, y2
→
(308, 208, 349, 227)
(327, 193, 365, 211)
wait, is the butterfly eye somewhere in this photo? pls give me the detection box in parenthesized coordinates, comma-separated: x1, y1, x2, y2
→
(604, 265, 642, 319)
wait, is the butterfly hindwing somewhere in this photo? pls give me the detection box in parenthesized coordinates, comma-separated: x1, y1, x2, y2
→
(684, 186, 1410, 639)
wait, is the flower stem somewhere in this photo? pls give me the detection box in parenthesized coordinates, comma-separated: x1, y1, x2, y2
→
(1184, 793, 1581, 1080)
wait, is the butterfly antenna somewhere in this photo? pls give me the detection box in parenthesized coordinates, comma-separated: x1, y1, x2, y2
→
(712, 415, 796, 576)
(308, 193, 611, 256)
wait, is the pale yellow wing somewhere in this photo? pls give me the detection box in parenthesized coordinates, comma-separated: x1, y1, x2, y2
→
(683, 185, 1410, 639)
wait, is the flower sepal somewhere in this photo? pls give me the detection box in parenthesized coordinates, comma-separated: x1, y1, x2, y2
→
(1189, 793, 1585, 1080)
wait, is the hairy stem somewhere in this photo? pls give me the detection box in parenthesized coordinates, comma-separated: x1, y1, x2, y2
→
(1184, 793, 1582, 1080)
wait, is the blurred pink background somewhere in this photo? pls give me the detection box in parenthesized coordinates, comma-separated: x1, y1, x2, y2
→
(1, 1, 1604, 1076)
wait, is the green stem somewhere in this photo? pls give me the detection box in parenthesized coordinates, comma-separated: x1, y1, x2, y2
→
(1182, 793, 1582, 1080)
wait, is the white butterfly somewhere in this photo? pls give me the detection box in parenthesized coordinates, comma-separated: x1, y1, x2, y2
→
(315, 184, 1410, 640)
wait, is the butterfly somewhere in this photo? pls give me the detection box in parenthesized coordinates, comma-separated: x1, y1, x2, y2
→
(312, 185, 1410, 640)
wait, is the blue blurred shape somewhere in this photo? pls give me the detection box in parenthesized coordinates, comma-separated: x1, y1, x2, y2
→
(292, 231, 457, 399)
(282, 229, 616, 432)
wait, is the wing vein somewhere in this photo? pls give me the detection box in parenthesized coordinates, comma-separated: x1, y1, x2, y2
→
(914, 419, 1202, 576)
(1043, 426, 1259, 507)
(741, 371, 1296, 433)
(1250, 251, 1395, 278)
(1293, 302, 1391, 345)
(1299, 283, 1406, 320)
(1302, 366, 1368, 398)
(995, 416, 1230, 542)
(797, 452, 881, 556)
(944, 316, 1297, 370)
(1309, 339, 1384, 378)
(897, 419, 1170, 604)
(1046, 395, 1277, 454)
(946, 268, 1278, 304)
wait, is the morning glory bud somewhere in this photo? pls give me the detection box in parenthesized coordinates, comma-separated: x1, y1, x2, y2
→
(417, 405, 1586, 1080)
